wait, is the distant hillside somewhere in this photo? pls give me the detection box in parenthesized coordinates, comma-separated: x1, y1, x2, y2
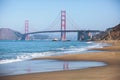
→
(0, 28, 22, 40)
(93, 24, 120, 40)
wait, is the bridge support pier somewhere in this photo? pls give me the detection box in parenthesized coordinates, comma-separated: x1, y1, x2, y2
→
(82, 31, 92, 41)
(61, 10, 66, 41)
(77, 31, 82, 41)
(77, 31, 87, 41)
(77, 31, 93, 41)
(25, 20, 29, 40)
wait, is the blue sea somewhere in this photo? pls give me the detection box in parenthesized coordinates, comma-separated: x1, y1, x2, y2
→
(0, 40, 107, 76)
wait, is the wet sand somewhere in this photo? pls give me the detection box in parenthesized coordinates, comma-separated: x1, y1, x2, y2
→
(91, 40, 120, 51)
(0, 65, 120, 80)
(91, 46, 120, 51)
(33, 52, 120, 64)
(0, 40, 120, 80)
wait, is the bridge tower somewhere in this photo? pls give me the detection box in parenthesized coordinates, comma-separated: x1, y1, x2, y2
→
(25, 20, 29, 40)
(61, 10, 66, 41)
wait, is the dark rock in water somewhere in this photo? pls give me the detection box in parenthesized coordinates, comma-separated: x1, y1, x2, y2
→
(0, 28, 22, 40)
(93, 24, 120, 40)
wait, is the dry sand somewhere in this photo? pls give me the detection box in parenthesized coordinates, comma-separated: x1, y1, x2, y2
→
(0, 40, 120, 80)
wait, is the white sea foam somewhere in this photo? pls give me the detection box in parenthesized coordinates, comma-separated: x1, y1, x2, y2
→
(57, 48, 65, 50)
(86, 41, 93, 44)
(0, 52, 52, 64)
(87, 43, 103, 48)
(0, 58, 22, 64)
(62, 43, 103, 53)
(0, 43, 103, 64)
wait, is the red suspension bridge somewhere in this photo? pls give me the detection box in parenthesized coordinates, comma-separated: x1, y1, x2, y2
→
(22, 10, 102, 41)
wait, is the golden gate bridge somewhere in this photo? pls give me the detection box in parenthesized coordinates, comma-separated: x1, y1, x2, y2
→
(22, 10, 102, 41)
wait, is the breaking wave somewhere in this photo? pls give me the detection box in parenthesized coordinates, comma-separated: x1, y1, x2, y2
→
(0, 43, 103, 64)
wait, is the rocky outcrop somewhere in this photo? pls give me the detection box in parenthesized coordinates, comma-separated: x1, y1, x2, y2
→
(0, 28, 22, 40)
(93, 24, 120, 40)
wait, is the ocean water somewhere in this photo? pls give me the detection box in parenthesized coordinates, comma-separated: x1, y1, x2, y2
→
(0, 40, 107, 76)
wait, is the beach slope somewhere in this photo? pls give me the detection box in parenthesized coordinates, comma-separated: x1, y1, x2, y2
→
(0, 40, 120, 80)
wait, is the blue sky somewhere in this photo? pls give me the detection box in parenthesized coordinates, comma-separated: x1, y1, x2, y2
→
(0, 0, 120, 33)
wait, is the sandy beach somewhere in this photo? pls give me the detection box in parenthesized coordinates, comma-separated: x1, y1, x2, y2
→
(0, 65, 120, 80)
(0, 40, 120, 80)
(91, 40, 120, 51)
(91, 46, 120, 51)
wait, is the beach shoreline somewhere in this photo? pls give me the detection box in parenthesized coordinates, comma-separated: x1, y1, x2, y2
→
(0, 40, 120, 80)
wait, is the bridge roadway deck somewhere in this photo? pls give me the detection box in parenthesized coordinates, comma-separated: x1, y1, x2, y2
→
(25, 30, 101, 35)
